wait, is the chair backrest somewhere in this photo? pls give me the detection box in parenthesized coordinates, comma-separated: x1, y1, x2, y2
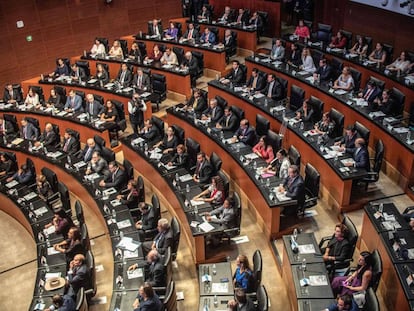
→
(276, 76, 288, 99)
(3, 114, 19, 133)
(191, 51, 204, 76)
(288, 145, 301, 169)
(339, 29, 353, 49)
(123, 159, 134, 182)
(230, 105, 244, 122)
(217, 171, 230, 198)
(372, 139, 384, 174)
(171, 124, 185, 145)
(354, 121, 370, 146)
(26, 157, 36, 181)
(256, 285, 269, 311)
(304, 163, 320, 199)
(163, 246, 173, 286)
(151, 194, 161, 222)
(330, 57, 343, 81)
(75, 287, 88, 311)
(93, 134, 105, 148)
(172, 46, 185, 65)
(118, 39, 128, 57)
(362, 287, 379, 311)
(349, 67, 362, 92)
(392, 87, 406, 117)
(308, 96, 324, 123)
(239, 63, 248, 83)
(267, 130, 281, 153)
(255, 114, 270, 137)
(152, 73, 167, 97)
(135, 41, 147, 57)
(342, 216, 358, 259)
(54, 85, 66, 101)
(232, 192, 242, 233)
(370, 249, 382, 292)
(58, 181, 71, 213)
(111, 99, 126, 121)
(315, 23, 332, 43)
(185, 137, 200, 169)
(382, 43, 393, 64)
(96, 37, 109, 52)
(252, 249, 263, 293)
(368, 76, 385, 92)
(41, 167, 58, 193)
(151, 116, 165, 135)
(163, 281, 177, 311)
(170, 217, 181, 261)
(51, 123, 61, 146)
(136, 175, 145, 202)
(209, 152, 222, 175)
(76, 60, 90, 78)
(85, 250, 96, 297)
(329, 108, 344, 138)
(312, 49, 325, 65)
(290, 85, 305, 111)
(215, 95, 228, 110)
(80, 222, 91, 251)
(101, 146, 115, 163)
(75, 200, 84, 225)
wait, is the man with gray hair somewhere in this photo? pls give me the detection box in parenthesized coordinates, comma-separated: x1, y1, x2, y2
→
(143, 218, 173, 255)
(128, 249, 166, 287)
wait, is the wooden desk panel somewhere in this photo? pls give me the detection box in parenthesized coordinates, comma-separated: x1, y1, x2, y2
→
(0, 194, 33, 237)
(122, 35, 227, 75)
(166, 113, 282, 239)
(208, 84, 353, 208)
(245, 58, 414, 191)
(71, 56, 192, 98)
(20, 77, 153, 120)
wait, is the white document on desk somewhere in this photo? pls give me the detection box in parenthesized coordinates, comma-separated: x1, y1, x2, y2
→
(44, 226, 56, 235)
(45, 272, 62, 280)
(309, 275, 328, 286)
(276, 192, 291, 202)
(191, 200, 205, 206)
(47, 247, 60, 256)
(211, 282, 229, 293)
(298, 244, 316, 254)
(253, 93, 265, 98)
(199, 222, 215, 232)
(117, 219, 132, 229)
(334, 89, 348, 95)
(34, 206, 48, 217)
(244, 152, 259, 160)
(179, 174, 193, 182)
(127, 268, 143, 279)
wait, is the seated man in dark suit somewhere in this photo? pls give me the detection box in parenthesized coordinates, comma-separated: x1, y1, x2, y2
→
(3, 84, 22, 104)
(216, 106, 239, 132)
(133, 68, 151, 92)
(182, 22, 199, 41)
(223, 60, 244, 86)
(148, 19, 162, 37)
(70, 63, 87, 82)
(85, 151, 108, 176)
(200, 27, 216, 44)
(248, 12, 263, 40)
(182, 51, 199, 87)
(193, 152, 213, 185)
(223, 29, 236, 59)
(99, 161, 126, 190)
(201, 98, 223, 123)
(64, 89, 83, 113)
(135, 202, 157, 240)
(142, 218, 173, 256)
(279, 165, 305, 216)
(139, 119, 162, 146)
(66, 253, 90, 297)
(85, 94, 104, 118)
(344, 138, 370, 171)
(167, 144, 189, 169)
(235, 8, 249, 24)
(116, 179, 140, 211)
(62, 129, 80, 154)
(231, 119, 257, 147)
(205, 197, 236, 228)
(116, 63, 133, 87)
(186, 88, 207, 118)
(20, 118, 38, 140)
(35, 123, 57, 148)
(228, 288, 256, 311)
(79, 137, 101, 163)
(259, 74, 283, 101)
(0, 118, 16, 137)
(358, 80, 381, 104)
(314, 58, 333, 83)
(247, 68, 266, 92)
(128, 249, 166, 287)
(335, 125, 358, 153)
(6, 164, 33, 184)
(218, 6, 234, 23)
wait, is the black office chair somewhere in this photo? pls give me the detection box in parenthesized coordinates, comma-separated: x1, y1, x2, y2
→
(135, 41, 147, 58)
(75, 287, 88, 311)
(298, 163, 320, 216)
(307, 96, 324, 123)
(250, 249, 263, 295)
(364, 36, 373, 55)
(362, 287, 380, 311)
(185, 137, 200, 172)
(277, 76, 288, 100)
(143, 194, 161, 241)
(303, 20, 313, 33)
(361, 139, 384, 190)
(100, 146, 115, 163)
(222, 192, 242, 242)
(257, 11, 268, 37)
(228, 31, 238, 57)
(151, 73, 167, 111)
(118, 39, 128, 57)
(163, 281, 177, 311)
(151, 116, 165, 136)
(312, 23, 332, 44)
(191, 51, 204, 78)
(330, 58, 343, 81)
(59, 181, 71, 213)
(370, 249, 383, 292)
(3, 114, 19, 137)
(267, 130, 282, 153)
(75, 200, 85, 226)
(54, 85, 66, 101)
(41, 167, 58, 194)
(92, 93, 104, 107)
(239, 63, 248, 83)
(154, 247, 172, 296)
(172, 46, 185, 66)
(93, 134, 106, 148)
(215, 95, 228, 110)
(256, 285, 268, 311)
(329, 108, 345, 139)
(76, 60, 90, 78)
(255, 114, 270, 137)
(51, 123, 61, 148)
(288, 145, 301, 169)
(382, 43, 394, 64)
(312, 49, 325, 65)
(80, 222, 91, 251)
(354, 121, 370, 146)
(84, 250, 97, 302)
(171, 124, 185, 145)
(209, 152, 222, 175)
(136, 175, 145, 203)
(123, 159, 134, 182)
(171, 217, 181, 261)
(368, 76, 385, 93)
(289, 85, 305, 112)
(391, 87, 406, 118)
(230, 105, 244, 123)
(25, 157, 36, 185)
(349, 67, 362, 92)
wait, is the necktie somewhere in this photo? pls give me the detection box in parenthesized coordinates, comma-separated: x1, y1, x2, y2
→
(193, 98, 198, 109)
(63, 138, 70, 152)
(188, 29, 192, 39)
(226, 116, 230, 127)
(211, 107, 215, 119)
(154, 26, 159, 36)
(84, 147, 92, 162)
(252, 77, 257, 89)
(267, 82, 274, 97)
(24, 127, 28, 139)
(206, 33, 209, 42)
(112, 170, 116, 182)
(71, 97, 75, 108)
(0, 123, 3, 135)
(138, 75, 142, 88)
(237, 14, 242, 23)
(364, 88, 373, 100)
(120, 71, 126, 83)
(90, 103, 94, 115)
(155, 233, 163, 248)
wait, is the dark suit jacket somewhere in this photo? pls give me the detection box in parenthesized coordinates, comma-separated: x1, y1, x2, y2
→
(288, 50, 302, 67)
(104, 167, 126, 190)
(71, 67, 87, 81)
(96, 70, 109, 85)
(68, 263, 89, 294)
(154, 229, 174, 255)
(21, 123, 38, 140)
(226, 68, 244, 86)
(183, 56, 199, 78)
(183, 28, 199, 40)
(202, 105, 223, 123)
(39, 130, 57, 147)
(234, 125, 257, 146)
(116, 69, 133, 87)
(260, 79, 283, 101)
(361, 86, 381, 103)
(340, 133, 358, 154)
(120, 188, 139, 210)
(223, 35, 235, 49)
(148, 24, 163, 37)
(80, 144, 101, 162)
(283, 175, 305, 212)
(133, 73, 151, 91)
(65, 94, 83, 112)
(295, 106, 314, 122)
(316, 64, 333, 82)
(170, 152, 189, 169)
(235, 12, 249, 24)
(200, 32, 216, 44)
(246, 74, 266, 91)
(129, 48, 142, 61)
(3, 89, 22, 103)
(353, 146, 370, 171)
(195, 160, 213, 185)
(62, 137, 80, 154)
(85, 101, 104, 118)
(187, 95, 206, 118)
(140, 206, 157, 231)
(0, 120, 16, 135)
(141, 126, 161, 145)
(218, 113, 239, 132)
(231, 299, 256, 311)
(145, 259, 166, 287)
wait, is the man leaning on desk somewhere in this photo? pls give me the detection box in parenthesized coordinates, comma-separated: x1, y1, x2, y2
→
(64, 90, 83, 113)
(343, 138, 370, 171)
(142, 218, 173, 256)
(98, 161, 126, 190)
(278, 165, 305, 216)
(128, 249, 166, 287)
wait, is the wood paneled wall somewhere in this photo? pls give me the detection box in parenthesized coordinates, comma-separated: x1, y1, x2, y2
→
(209, 0, 281, 38)
(0, 0, 181, 88)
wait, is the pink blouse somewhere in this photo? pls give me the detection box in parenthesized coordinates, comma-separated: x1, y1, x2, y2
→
(252, 144, 275, 163)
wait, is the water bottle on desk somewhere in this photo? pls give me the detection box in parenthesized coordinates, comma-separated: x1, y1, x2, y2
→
(213, 295, 218, 307)
(186, 183, 190, 193)
(293, 228, 298, 241)
(301, 258, 307, 271)
(112, 209, 117, 220)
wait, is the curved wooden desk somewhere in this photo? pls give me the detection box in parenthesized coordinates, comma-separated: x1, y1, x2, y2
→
(244, 56, 414, 193)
